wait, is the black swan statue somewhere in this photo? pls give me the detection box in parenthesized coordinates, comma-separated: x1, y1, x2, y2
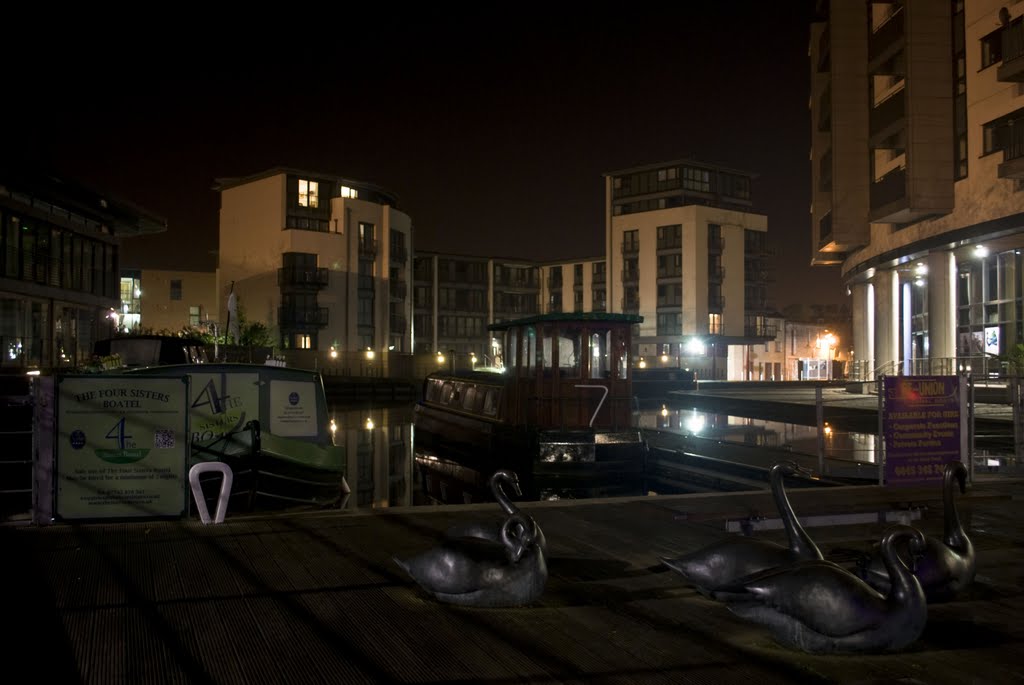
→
(857, 460, 975, 602)
(394, 512, 547, 608)
(445, 469, 547, 553)
(661, 461, 822, 595)
(717, 525, 928, 654)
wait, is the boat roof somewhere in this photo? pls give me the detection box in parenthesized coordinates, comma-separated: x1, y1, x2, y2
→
(487, 312, 642, 331)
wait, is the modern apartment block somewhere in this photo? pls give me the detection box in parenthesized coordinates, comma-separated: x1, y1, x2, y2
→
(0, 167, 165, 370)
(811, 1, 1024, 378)
(604, 160, 774, 380)
(413, 252, 540, 364)
(538, 257, 607, 315)
(216, 169, 412, 358)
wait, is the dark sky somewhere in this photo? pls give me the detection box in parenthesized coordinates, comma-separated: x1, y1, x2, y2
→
(5, 4, 845, 309)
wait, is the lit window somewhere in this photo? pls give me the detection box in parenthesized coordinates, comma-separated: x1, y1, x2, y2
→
(297, 335, 312, 349)
(298, 179, 319, 208)
(189, 306, 200, 327)
(340, 186, 359, 199)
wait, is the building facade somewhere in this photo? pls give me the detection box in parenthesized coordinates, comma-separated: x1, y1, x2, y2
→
(0, 167, 165, 371)
(538, 257, 607, 315)
(811, 1, 1024, 379)
(604, 160, 774, 380)
(216, 169, 413, 359)
(121, 269, 218, 334)
(413, 252, 541, 365)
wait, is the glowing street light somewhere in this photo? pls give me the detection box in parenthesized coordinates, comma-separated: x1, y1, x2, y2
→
(436, 351, 446, 365)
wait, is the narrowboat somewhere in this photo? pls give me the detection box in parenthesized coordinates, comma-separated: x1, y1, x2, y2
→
(127, 362, 349, 512)
(413, 313, 648, 488)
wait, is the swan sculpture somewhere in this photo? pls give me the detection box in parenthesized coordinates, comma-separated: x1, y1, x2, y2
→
(394, 512, 547, 608)
(445, 469, 547, 553)
(661, 461, 822, 596)
(718, 525, 928, 654)
(857, 460, 975, 602)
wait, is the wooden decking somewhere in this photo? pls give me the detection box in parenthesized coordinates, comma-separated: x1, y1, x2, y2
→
(5, 477, 1024, 684)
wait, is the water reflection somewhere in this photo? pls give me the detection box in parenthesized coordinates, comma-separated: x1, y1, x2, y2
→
(640, 405, 879, 464)
(328, 402, 884, 511)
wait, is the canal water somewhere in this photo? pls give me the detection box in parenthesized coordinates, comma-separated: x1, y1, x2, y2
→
(328, 401, 883, 511)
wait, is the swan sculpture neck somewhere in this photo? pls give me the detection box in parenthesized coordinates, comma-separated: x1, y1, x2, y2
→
(770, 462, 818, 558)
(943, 461, 969, 552)
(491, 470, 523, 518)
(880, 525, 927, 604)
(501, 513, 535, 563)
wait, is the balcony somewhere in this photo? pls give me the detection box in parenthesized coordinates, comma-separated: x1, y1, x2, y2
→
(999, 19, 1024, 82)
(494, 275, 538, 290)
(358, 239, 378, 257)
(744, 321, 777, 338)
(358, 274, 375, 292)
(868, 5, 904, 66)
(278, 266, 329, 289)
(621, 240, 639, 256)
(818, 211, 833, 249)
(278, 306, 328, 328)
(708, 295, 725, 311)
(870, 167, 907, 214)
(869, 89, 905, 140)
(547, 275, 563, 289)
(390, 281, 408, 299)
(621, 269, 639, 284)
(657, 268, 681, 279)
(998, 119, 1024, 179)
(592, 270, 606, 285)
(621, 297, 640, 313)
(708, 265, 725, 282)
(657, 237, 682, 250)
(390, 244, 408, 263)
(389, 316, 407, 334)
(707, 235, 723, 253)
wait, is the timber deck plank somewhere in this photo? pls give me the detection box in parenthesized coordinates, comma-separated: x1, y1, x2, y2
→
(5, 478, 1024, 684)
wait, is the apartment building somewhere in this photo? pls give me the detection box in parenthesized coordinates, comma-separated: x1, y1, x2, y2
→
(0, 167, 165, 370)
(216, 169, 412, 359)
(811, 1, 1024, 378)
(538, 257, 607, 315)
(604, 160, 774, 380)
(413, 252, 540, 364)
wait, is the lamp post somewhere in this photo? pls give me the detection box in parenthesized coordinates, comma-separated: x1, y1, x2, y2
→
(818, 331, 837, 381)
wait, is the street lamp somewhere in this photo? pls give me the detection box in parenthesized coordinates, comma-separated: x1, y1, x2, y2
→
(817, 331, 838, 381)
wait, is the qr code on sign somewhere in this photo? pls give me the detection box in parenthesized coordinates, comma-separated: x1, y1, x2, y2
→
(154, 430, 175, 449)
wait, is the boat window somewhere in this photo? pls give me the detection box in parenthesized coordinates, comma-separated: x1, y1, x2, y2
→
(505, 331, 516, 373)
(426, 378, 441, 402)
(614, 328, 630, 380)
(440, 382, 455, 404)
(590, 330, 610, 379)
(525, 326, 536, 376)
(541, 326, 554, 371)
(482, 388, 499, 416)
(558, 326, 582, 378)
(462, 385, 481, 412)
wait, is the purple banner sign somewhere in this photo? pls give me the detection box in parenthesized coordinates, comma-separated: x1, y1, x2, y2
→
(883, 375, 963, 486)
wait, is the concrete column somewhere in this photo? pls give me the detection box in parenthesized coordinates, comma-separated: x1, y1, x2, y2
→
(902, 280, 912, 375)
(851, 281, 872, 379)
(927, 250, 956, 372)
(873, 268, 899, 378)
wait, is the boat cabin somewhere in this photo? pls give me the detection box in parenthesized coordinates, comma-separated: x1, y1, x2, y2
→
(491, 312, 641, 431)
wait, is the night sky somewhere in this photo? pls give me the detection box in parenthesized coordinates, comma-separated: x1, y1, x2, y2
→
(5, 4, 845, 309)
